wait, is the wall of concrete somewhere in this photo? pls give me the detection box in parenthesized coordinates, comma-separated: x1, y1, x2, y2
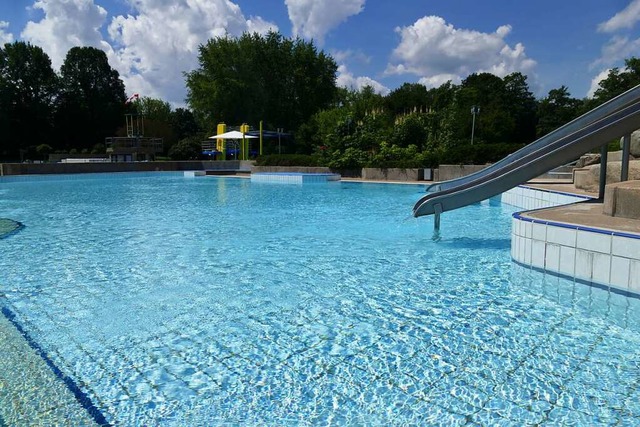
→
(361, 168, 423, 181)
(0, 161, 242, 176)
(434, 164, 490, 182)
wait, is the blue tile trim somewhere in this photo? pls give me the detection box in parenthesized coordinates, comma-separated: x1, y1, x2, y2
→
(512, 211, 640, 239)
(0, 307, 111, 426)
(512, 259, 640, 299)
(516, 184, 594, 200)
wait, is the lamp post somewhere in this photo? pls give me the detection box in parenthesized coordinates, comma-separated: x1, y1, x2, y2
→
(470, 105, 480, 145)
(277, 128, 283, 154)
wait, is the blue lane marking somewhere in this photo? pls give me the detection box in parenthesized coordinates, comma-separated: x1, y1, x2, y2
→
(0, 307, 111, 426)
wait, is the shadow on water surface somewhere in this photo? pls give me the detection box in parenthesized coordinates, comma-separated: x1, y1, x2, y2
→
(435, 236, 511, 250)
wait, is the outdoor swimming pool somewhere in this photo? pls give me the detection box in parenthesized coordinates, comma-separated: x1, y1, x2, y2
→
(1, 172, 640, 425)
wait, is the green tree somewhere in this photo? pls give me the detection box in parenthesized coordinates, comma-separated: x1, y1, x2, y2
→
(171, 108, 200, 141)
(390, 113, 428, 149)
(452, 73, 517, 145)
(342, 85, 387, 122)
(168, 136, 202, 160)
(384, 83, 429, 116)
(593, 57, 640, 104)
(0, 41, 58, 160)
(130, 96, 176, 153)
(36, 143, 53, 161)
(297, 106, 350, 154)
(186, 31, 338, 133)
(54, 46, 126, 152)
(135, 96, 172, 122)
(536, 86, 583, 137)
(503, 72, 537, 144)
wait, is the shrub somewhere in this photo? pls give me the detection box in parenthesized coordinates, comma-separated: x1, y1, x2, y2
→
(327, 148, 369, 170)
(255, 154, 321, 166)
(438, 143, 524, 165)
(169, 137, 202, 160)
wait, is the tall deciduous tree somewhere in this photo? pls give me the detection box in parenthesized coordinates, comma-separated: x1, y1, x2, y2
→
(453, 73, 514, 145)
(129, 96, 176, 153)
(450, 72, 537, 145)
(384, 83, 430, 116)
(592, 57, 640, 106)
(0, 41, 58, 160)
(186, 31, 338, 134)
(171, 108, 201, 141)
(503, 72, 537, 144)
(55, 46, 126, 151)
(536, 86, 582, 137)
(135, 96, 172, 122)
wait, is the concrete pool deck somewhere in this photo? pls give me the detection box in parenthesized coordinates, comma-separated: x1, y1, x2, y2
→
(521, 181, 640, 234)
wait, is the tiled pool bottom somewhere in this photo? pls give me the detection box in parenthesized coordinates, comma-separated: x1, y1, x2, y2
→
(2, 175, 640, 425)
(4, 264, 640, 426)
(0, 309, 100, 426)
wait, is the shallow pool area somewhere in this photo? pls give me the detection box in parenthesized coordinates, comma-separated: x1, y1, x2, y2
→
(0, 218, 22, 239)
(1, 173, 640, 425)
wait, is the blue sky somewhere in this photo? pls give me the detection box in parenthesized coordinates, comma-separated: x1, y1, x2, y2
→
(1, 0, 639, 106)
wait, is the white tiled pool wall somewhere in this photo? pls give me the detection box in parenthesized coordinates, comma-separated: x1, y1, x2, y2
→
(505, 186, 640, 293)
(251, 173, 305, 184)
(501, 185, 589, 210)
(250, 173, 340, 184)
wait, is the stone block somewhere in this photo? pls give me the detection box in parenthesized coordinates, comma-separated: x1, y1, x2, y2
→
(603, 185, 617, 216)
(629, 130, 640, 157)
(603, 180, 640, 220)
(574, 160, 640, 192)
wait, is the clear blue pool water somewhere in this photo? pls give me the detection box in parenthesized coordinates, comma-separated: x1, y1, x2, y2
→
(1, 173, 640, 425)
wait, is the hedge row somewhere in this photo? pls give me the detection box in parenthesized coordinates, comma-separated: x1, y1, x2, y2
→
(256, 143, 525, 169)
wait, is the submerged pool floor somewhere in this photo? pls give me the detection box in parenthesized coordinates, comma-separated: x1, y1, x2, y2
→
(0, 309, 98, 426)
(1, 173, 640, 425)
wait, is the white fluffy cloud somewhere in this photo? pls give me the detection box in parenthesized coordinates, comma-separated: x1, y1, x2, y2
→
(21, 0, 108, 69)
(588, 69, 611, 98)
(336, 65, 389, 95)
(590, 1, 640, 98)
(285, 0, 364, 44)
(386, 16, 536, 85)
(418, 74, 460, 89)
(592, 35, 640, 69)
(0, 21, 14, 44)
(19, 0, 277, 106)
(107, 0, 278, 103)
(598, 0, 640, 33)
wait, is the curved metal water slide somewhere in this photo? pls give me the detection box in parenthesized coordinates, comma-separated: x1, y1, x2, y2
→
(413, 98, 640, 217)
(424, 85, 640, 193)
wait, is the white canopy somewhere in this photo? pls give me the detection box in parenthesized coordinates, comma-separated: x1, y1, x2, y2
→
(208, 130, 258, 139)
